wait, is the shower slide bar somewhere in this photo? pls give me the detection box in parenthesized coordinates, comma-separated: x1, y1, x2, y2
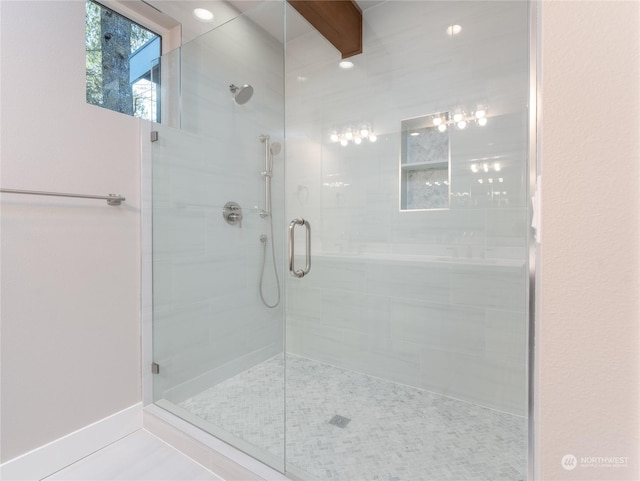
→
(0, 188, 125, 206)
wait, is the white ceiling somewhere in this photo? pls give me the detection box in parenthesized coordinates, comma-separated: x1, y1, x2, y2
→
(132, 0, 384, 46)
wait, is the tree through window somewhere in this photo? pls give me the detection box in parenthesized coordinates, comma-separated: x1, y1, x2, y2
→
(86, 0, 161, 121)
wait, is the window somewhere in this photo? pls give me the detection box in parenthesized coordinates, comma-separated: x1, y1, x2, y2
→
(85, 0, 161, 121)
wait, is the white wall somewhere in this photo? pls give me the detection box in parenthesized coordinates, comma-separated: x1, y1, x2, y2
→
(285, 1, 530, 415)
(0, 1, 141, 462)
(539, 1, 639, 479)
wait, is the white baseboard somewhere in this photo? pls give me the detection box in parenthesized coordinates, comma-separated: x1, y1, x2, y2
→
(0, 402, 143, 481)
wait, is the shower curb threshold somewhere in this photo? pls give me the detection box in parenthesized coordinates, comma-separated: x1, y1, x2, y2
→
(143, 404, 292, 481)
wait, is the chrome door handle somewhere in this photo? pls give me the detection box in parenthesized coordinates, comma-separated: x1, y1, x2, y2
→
(288, 217, 311, 278)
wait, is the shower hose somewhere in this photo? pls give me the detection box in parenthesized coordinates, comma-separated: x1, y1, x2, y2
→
(259, 211, 281, 309)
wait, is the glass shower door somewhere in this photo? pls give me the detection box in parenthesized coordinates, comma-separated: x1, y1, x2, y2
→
(283, 1, 530, 480)
(151, 1, 287, 472)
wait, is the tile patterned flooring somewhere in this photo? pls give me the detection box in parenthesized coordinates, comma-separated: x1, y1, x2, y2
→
(179, 355, 527, 481)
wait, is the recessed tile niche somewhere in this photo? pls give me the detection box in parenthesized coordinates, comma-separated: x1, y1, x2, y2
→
(400, 114, 450, 211)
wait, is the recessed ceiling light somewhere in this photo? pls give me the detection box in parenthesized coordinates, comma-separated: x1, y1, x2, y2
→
(339, 60, 354, 69)
(193, 8, 214, 22)
(446, 24, 462, 36)
(410, 132, 420, 136)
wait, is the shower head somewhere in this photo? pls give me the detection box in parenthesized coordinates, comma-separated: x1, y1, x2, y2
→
(229, 84, 253, 105)
(270, 142, 282, 156)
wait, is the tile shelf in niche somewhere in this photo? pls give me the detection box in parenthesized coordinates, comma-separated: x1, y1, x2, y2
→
(401, 160, 449, 170)
(400, 113, 451, 211)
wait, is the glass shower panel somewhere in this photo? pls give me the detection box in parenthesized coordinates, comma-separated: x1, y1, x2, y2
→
(284, 1, 530, 480)
(151, 1, 286, 472)
(149, 0, 531, 479)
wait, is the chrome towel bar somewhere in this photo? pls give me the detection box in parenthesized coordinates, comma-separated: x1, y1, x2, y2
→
(0, 188, 125, 206)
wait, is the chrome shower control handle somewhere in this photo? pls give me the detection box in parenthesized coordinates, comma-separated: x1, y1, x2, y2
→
(223, 202, 243, 227)
(288, 218, 311, 278)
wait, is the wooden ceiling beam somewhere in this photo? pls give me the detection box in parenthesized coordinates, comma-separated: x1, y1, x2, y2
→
(288, 0, 362, 59)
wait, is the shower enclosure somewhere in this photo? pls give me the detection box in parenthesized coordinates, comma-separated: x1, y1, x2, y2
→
(149, 1, 533, 480)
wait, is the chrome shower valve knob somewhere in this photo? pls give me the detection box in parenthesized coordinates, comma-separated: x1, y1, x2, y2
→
(222, 201, 243, 227)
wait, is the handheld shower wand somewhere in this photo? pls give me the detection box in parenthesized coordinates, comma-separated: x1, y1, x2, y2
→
(258, 134, 281, 308)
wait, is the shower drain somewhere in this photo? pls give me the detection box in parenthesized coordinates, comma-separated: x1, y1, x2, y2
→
(328, 414, 351, 428)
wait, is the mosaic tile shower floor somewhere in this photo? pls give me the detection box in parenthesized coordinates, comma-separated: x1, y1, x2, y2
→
(179, 355, 526, 481)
